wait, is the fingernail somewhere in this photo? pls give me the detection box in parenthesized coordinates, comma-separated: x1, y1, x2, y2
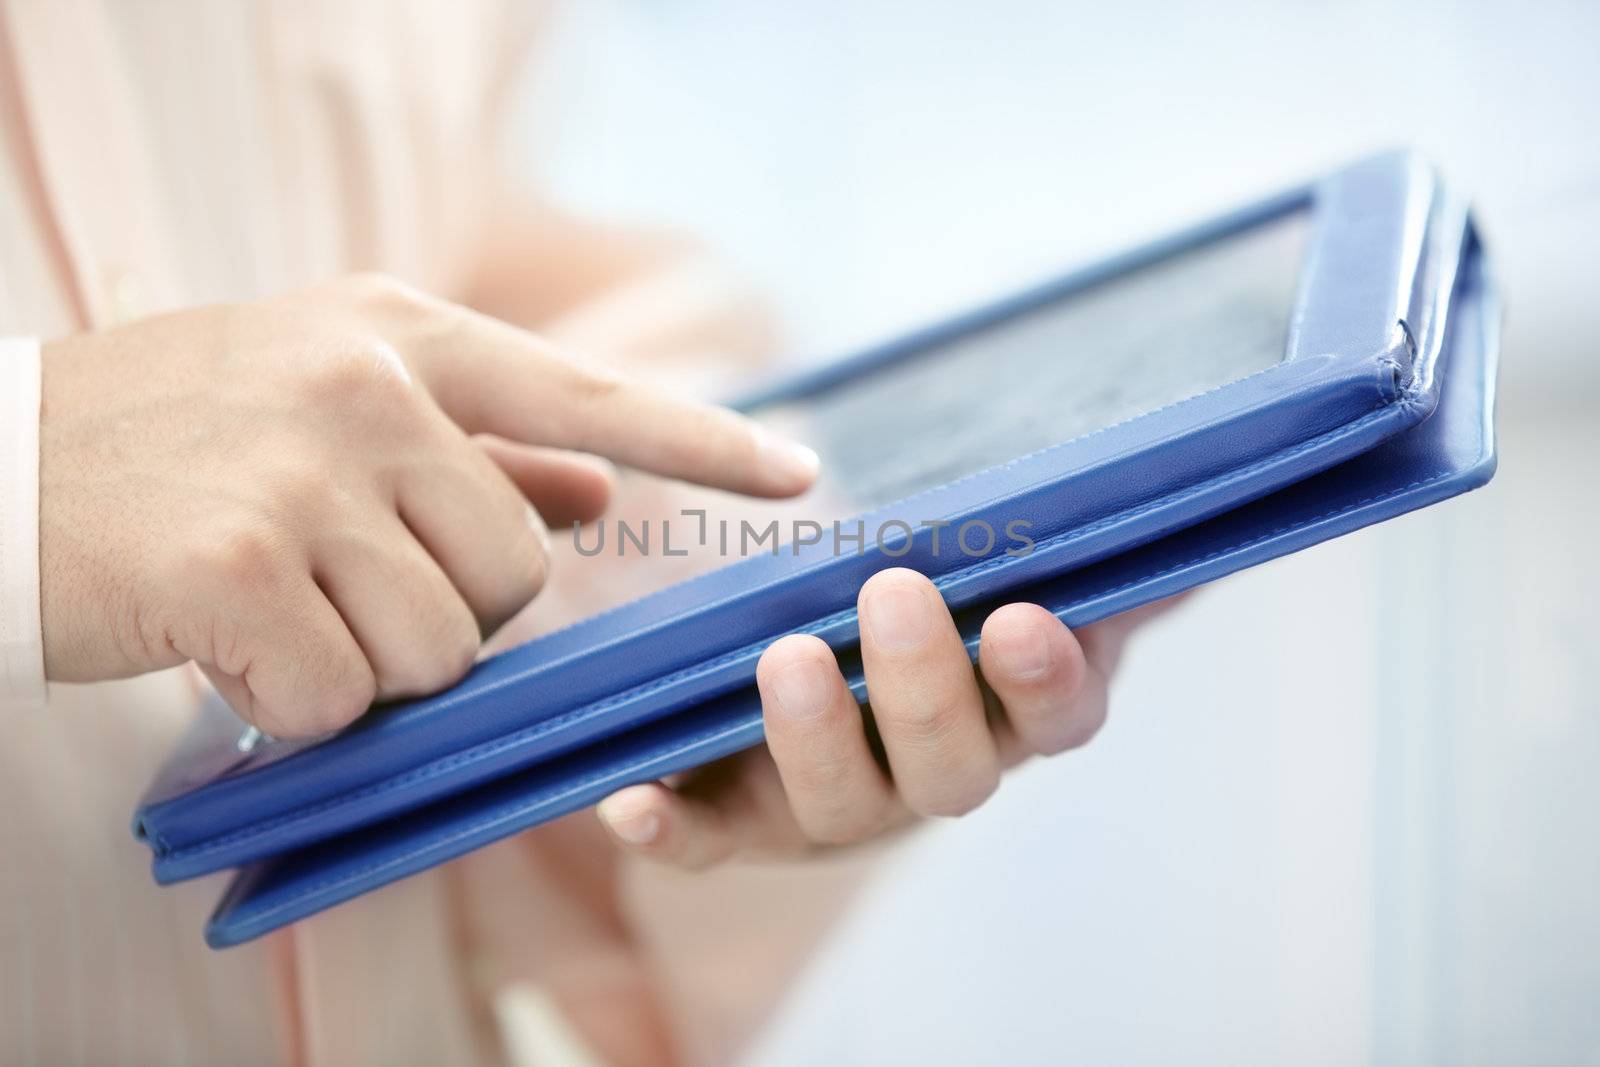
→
(863, 582, 933, 651)
(768, 658, 832, 720)
(599, 798, 661, 845)
(755, 426, 819, 486)
(992, 626, 1053, 681)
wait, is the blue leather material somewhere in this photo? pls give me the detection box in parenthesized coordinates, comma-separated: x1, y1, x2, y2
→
(125, 152, 1498, 945)
(135, 152, 1468, 885)
(203, 234, 1498, 948)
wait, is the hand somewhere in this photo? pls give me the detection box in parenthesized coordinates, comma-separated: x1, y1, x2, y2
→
(464, 197, 780, 395)
(38, 274, 817, 737)
(596, 570, 1171, 866)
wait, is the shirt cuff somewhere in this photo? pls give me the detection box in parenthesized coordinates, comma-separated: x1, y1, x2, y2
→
(0, 337, 46, 711)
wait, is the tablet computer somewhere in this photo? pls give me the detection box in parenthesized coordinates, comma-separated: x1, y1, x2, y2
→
(132, 150, 1500, 945)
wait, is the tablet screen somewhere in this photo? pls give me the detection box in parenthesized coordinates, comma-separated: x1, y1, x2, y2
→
(757, 208, 1310, 510)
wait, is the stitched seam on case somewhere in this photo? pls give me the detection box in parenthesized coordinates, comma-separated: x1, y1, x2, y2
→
(1073, 468, 1457, 602)
(227, 718, 761, 929)
(227, 466, 1467, 927)
(158, 397, 1404, 864)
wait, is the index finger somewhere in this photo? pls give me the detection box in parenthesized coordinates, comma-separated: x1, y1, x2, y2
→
(408, 302, 818, 498)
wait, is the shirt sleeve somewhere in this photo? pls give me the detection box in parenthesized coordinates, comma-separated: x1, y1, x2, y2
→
(0, 336, 46, 711)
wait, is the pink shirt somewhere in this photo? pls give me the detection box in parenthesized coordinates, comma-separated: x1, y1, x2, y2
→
(0, 4, 871, 1062)
(0, 2, 553, 1062)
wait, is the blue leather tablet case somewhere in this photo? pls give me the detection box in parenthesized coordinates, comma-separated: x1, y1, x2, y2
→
(131, 152, 1500, 947)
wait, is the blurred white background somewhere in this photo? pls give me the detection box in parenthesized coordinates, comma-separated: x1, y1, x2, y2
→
(509, 3, 1600, 1063)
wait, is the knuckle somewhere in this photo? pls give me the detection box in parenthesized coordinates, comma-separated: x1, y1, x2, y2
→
(570, 361, 627, 404)
(302, 337, 415, 409)
(267, 463, 349, 526)
(383, 611, 477, 697)
(881, 689, 966, 748)
(473, 535, 545, 635)
(322, 652, 378, 723)
(652, 434, 711, 482)
(373, 660, 431, 700)
(312, 673, 377, 733)
(257, 666, 373, 739)
(203, 528, 288, 594)
(432, 619, 481, 687)
(204, 615, 250, 677)
(786, 747, 858, 797)
(342, 271, 425, 311)
(641, 410, 766, 489)
(427, 605, 482, 687)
